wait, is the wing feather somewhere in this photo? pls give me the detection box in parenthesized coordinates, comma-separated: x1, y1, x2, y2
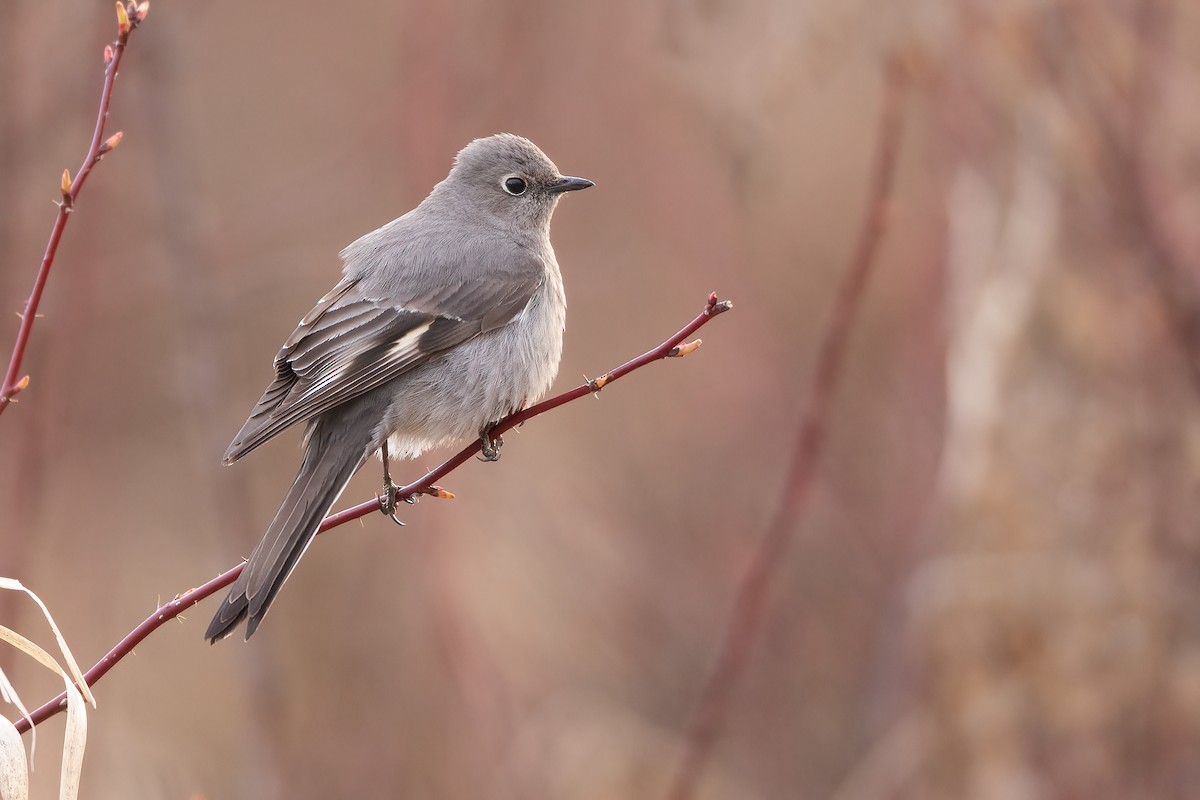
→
(223, 246, 546, 463)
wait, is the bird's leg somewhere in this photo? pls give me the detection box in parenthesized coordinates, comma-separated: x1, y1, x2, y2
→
(378, 440, 407, 526)
(478, 424, 504, 462)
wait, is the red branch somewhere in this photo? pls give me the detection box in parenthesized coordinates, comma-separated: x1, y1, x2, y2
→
(14, 293, 732, 734)
(666, 60, 908, 800)
(0, 2, 146, 417)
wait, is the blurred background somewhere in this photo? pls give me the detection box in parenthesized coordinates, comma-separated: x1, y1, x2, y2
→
(3, 0, 1200, 797)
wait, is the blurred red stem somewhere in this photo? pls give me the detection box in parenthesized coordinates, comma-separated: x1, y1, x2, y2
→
(0, 14, 139, 417)
(1124, 0, 1200, 391)
(666, 59, 907, 800)
(13, 293, 732, 734)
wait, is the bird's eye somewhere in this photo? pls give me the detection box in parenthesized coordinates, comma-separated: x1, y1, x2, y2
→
(502, 176, 528, 196)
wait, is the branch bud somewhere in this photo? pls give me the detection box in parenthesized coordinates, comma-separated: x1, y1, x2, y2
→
(428, 486, 455, 500)
(135, 1, 149, 21)
(61, 169, 72, 196)
(99, 131, 124, 154)
(15, 375, 30, 392)
(103, 45, 114, 65)
(115, 0, 130, 33)
(668, 339, 703, 358)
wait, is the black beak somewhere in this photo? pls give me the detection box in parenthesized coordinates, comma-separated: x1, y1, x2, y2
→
(548, 176, 594, 193)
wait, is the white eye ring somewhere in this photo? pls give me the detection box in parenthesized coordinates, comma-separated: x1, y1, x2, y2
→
(502, 175, 528, 196)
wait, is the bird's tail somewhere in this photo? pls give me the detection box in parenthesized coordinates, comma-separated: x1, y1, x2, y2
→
(206, 421, 369, 642)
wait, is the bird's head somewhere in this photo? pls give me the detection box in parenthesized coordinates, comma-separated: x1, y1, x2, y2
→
(440, 133, 593, 231)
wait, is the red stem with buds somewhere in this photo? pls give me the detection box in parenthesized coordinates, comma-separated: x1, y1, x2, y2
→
(0, 2, 145, 416)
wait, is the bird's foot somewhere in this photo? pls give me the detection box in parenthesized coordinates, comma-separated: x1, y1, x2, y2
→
(378, 480, 408, 526)
(378, 440, 412, 525)
(478, 427, 504, 462)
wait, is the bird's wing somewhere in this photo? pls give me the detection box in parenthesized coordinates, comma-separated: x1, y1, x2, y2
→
(223, 255, 543, 463)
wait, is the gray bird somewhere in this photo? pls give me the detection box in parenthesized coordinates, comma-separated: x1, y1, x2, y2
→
(206, 134, 592, 642)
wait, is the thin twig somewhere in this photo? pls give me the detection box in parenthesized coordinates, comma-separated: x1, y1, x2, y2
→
(0, 1, 147, 416)
(666, 59, 908, 800)
(13, 292, 732, 734)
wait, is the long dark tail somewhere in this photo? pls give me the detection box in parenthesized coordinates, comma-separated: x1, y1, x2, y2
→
(206, 422, 368, 642)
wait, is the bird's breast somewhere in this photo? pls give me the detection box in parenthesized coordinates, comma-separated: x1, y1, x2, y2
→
(377, 268, 566, 459)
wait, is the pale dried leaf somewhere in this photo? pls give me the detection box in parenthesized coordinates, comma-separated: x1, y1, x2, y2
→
(0, 627, 64, 678)
(0, 669, 30, 729)
(0, 580, 94, 706)
(0, 714, 28, 800)
(57, 684, 85, 800)
(0, 628, 90, 794)
(0, 632, 40, 763)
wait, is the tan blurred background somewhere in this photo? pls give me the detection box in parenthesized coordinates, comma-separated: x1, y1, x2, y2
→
(4, 0, 1200, 797)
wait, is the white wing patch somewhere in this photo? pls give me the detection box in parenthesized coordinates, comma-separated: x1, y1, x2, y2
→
(387, 320, 433, 359)
(293, 319, 434, 404)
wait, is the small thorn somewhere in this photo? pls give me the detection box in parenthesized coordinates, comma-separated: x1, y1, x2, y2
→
(116, 0, 130, 33)
(668, 339, 703, 358)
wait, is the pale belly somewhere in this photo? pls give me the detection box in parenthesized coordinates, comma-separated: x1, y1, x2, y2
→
(373, 283, 565, 459)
